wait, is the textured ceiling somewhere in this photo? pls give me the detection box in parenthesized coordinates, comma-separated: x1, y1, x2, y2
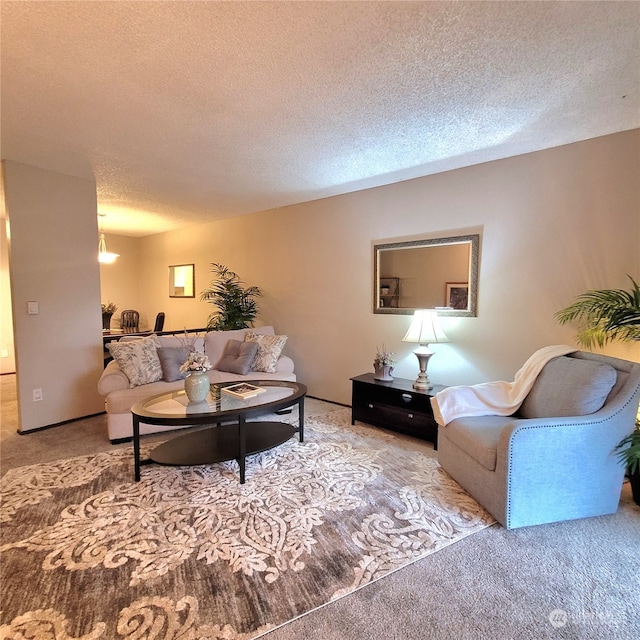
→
(1, 1, 639, 236)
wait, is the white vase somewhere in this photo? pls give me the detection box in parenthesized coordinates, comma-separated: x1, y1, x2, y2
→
(184, 371, 210, 402)
(374, 365, 394, 381)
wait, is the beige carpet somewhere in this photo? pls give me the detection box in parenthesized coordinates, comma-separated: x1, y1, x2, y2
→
(0, 408, 493, 638)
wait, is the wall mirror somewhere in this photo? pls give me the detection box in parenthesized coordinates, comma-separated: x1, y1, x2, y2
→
(169, 264, 195, 298)
(373, 234, 480, 316)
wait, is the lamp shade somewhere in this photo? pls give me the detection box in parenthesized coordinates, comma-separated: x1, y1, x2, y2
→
(402, 309, 450, 345)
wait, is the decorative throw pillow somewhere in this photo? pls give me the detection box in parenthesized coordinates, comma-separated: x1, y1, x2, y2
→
(107, 335, 163, 388)
(244, 331, 288, 373)
(216, 339, 259, 375)
(157, 346, 191, 382)
(519, 356, 617, 419)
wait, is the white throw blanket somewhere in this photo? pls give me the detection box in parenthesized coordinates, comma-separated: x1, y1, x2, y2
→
(430, 345, 578, 427)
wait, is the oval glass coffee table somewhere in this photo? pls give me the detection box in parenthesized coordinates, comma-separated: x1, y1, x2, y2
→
(131, 380, 306, 483)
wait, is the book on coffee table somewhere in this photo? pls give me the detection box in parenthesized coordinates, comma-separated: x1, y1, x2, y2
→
(222, 382, 266, 399)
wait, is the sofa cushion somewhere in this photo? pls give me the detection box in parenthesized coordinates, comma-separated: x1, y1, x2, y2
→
(107, 335, 163, 388)
(216, 339, 259, 375)
(157, 333, 205, 352)
(245, 331, 288, 373)
(205, 326, 275, 368)
(157, 346, 190, 382)
(105, 377, 186, 414)
(519, 356, 617, 419)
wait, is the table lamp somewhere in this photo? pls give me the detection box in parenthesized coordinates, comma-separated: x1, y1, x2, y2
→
(402, 309, 450, 391)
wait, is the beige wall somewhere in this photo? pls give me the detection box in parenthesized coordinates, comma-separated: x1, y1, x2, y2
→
(3, 161, 104, 431)
(134, 131, 639, 406)
(4, 130, 639, 430)
(99, 234, 146, 329)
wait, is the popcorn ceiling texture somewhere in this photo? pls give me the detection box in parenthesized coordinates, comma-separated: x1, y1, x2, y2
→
(1, 1, 638, 235)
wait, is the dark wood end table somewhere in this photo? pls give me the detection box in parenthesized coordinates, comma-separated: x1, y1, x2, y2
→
(350, 373, 443, 447)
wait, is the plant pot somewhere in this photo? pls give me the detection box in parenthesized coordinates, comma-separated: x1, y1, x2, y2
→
(184, 371, 210, 403)
(629, 469, 640, 506)
(102, 313, 113, 331)
(374, 365, 393, 381)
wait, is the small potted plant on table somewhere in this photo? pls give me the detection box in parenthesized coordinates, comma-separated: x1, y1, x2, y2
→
(373, 345, 395, 381)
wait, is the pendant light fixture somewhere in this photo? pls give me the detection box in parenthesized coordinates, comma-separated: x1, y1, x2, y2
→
(98, 214, 119, 264)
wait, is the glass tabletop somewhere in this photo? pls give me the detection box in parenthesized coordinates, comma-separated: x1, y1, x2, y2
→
(133, 380, 303, 420)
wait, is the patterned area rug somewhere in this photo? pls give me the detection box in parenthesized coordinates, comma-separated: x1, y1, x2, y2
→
(1, 409, 494, 639)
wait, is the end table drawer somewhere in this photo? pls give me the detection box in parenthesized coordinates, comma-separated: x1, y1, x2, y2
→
(354, 402, 436, 440)
(355, 383, 432, 413)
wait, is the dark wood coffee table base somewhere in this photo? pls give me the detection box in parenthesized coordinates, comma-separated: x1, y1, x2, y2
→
(132, 381, 306, 484)
(148, 421, 296, 476)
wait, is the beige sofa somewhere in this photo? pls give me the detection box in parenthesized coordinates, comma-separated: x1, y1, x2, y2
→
(97, 326, 295, 442)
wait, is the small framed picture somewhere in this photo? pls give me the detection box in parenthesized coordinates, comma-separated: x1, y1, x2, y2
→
(445, 282, 469, 310)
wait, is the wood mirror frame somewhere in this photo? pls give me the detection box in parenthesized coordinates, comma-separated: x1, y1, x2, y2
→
(373, 234, 479, 316)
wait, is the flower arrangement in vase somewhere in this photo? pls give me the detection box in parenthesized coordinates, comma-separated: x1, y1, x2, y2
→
(101, 302, 117, 331)
(176, 329, 203, 352)
(180, 351, 212, 402)
(373, 345, 395, 381)
(179, 351, 212, 374)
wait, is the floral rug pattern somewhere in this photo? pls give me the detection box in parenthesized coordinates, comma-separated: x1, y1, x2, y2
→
(1, 409, 494, 639)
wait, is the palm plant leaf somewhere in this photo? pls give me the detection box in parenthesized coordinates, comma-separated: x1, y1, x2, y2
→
(555, 276, 640, 348)
(616, 429, 640, 475)
(200, 263, 262, 330)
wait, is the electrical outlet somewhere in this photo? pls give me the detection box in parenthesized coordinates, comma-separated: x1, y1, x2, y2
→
(33, 388, 43, 402)
(1, 349, 8, 358)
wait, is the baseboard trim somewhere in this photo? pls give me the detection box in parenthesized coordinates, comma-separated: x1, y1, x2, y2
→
(18, 411, 106, 436)
(307, 395, 350, 408)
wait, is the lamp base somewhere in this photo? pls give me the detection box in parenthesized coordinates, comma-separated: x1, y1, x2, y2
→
(412, 347, 434, 391)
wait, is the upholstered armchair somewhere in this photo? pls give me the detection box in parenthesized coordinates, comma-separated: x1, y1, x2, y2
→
(437, 352, 640, 529)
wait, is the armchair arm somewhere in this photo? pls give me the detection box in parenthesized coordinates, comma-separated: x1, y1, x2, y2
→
(496, 409, 634, 528)
(97, 360, 130, 395)
(498, 386, 640, 473)
(275, 355, 295, 375)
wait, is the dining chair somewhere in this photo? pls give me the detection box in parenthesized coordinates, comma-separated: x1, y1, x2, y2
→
(120, 309, 140, 332)
(153, 312, 165, 332)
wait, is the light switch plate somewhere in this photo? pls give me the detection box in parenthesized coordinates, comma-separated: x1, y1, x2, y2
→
(27, 301, 39, 315)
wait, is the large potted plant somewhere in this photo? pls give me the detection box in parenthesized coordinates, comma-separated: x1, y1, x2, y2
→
(616, 428, 640, 504)
(200, 263, 262, 331)
(555, 275, 640, 505)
